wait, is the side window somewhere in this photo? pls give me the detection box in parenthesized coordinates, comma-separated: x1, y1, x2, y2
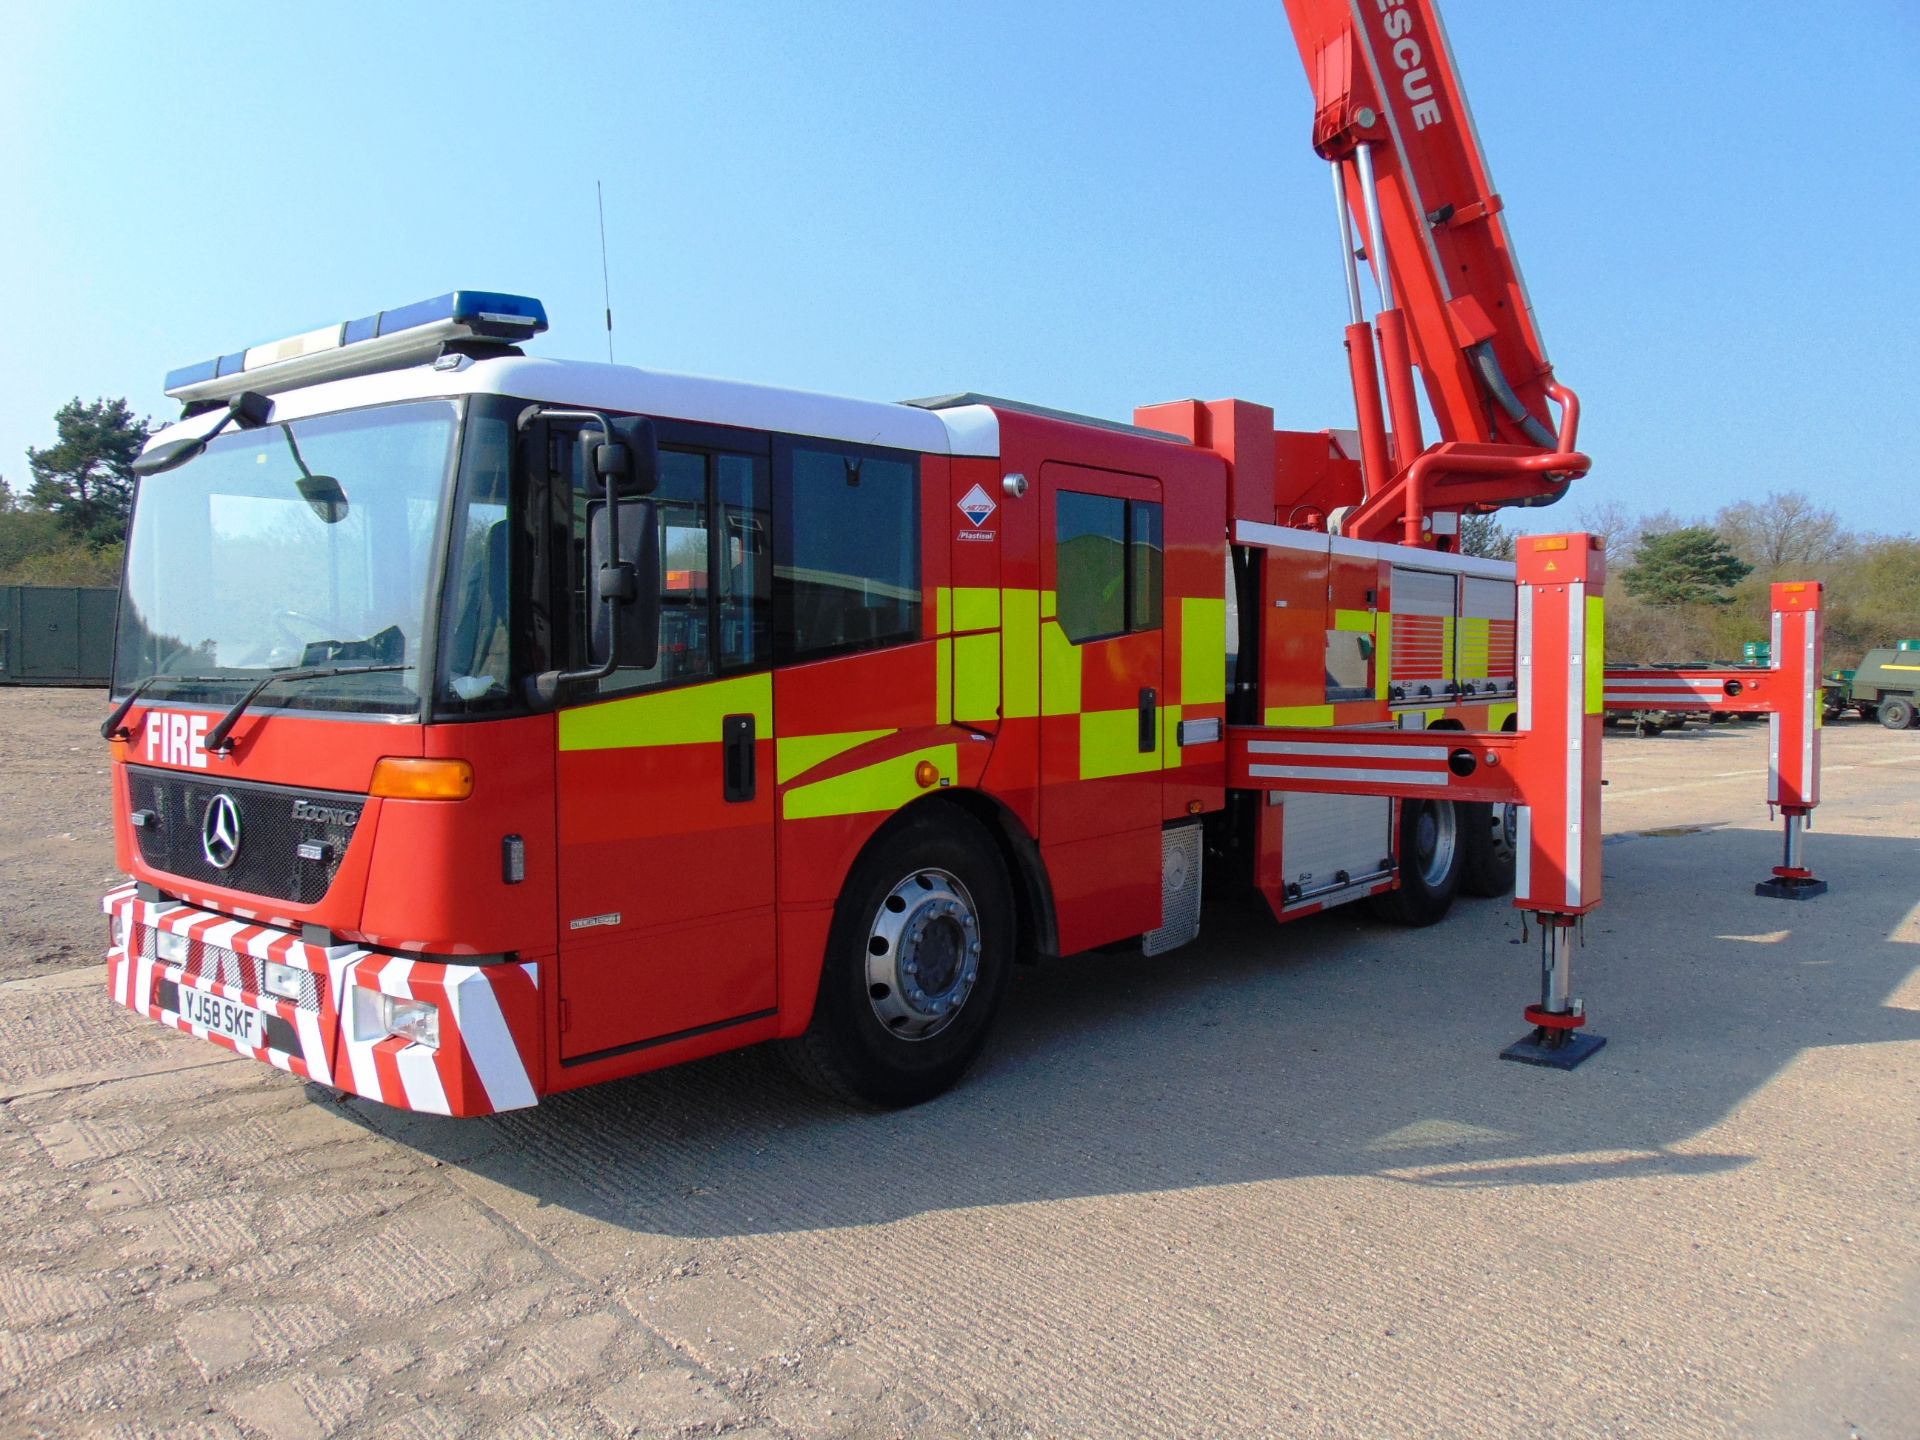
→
(717, 453, 771, 669)
(1056, 492, 1163, 645)
(775, 441, 920, 661)
(650, 450, 715, 688)
(563, 434, 769, 697)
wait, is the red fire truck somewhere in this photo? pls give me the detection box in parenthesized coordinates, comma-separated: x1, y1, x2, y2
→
(100, 1, 1825, 1115)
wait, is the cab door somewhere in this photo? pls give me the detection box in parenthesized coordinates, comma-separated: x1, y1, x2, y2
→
(553, 436, 778, 1065)
(1037, 462, 1165, 950)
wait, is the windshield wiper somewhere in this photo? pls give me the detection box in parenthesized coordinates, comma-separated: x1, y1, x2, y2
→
(205, 663, 409, 753)
(101, 674, 231, 740)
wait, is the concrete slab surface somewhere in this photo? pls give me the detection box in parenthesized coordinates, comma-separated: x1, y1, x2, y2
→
(1, 689, 1915, 1437)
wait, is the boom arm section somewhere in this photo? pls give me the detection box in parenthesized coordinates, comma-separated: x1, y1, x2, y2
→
(1284, 0, 1588, 541)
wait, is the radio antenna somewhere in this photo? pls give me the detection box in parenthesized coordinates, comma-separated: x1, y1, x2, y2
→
(596, 179, 615, 363)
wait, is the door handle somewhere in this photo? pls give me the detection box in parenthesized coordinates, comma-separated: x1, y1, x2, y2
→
(1138, 687, 1157, 754)
(722, 714, 756, 802)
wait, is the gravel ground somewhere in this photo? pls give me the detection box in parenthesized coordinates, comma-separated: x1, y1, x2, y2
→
(1, 688, 1916, 1438)
(0, 689, 119, 982)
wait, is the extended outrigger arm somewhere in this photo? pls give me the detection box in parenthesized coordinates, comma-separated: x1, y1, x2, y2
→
(1603, 581, 1827, 900)
(1229, 533, 1608, 1068)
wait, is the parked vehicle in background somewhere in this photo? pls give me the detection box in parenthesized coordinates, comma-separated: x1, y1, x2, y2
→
(1837, 641, 1920, 729)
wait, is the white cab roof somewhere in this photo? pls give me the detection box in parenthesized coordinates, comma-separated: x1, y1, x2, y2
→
(143, 354, 1001, 458)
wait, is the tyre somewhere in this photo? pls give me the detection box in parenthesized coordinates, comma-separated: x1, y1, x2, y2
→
(1459, 801, 1517, 898)
(1881, 696, 1916, 730)
(1636, 716, 1661, 737)
(783, 807, 1014, 1108)
(1370, 798, 1464, 927)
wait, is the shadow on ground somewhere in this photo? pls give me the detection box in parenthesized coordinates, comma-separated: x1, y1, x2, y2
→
(347, 825, 1920, 1237)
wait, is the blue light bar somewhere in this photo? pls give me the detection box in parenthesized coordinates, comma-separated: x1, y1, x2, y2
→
(163, 290, 548, 403)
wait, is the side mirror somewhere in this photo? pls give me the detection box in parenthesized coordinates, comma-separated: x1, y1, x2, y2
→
(576, 416, 659, 497)
(588, 497, 660, 671)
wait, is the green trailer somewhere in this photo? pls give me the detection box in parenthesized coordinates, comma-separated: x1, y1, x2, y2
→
(0, 585, 117, 687)
(1841, 640, 1920, 729)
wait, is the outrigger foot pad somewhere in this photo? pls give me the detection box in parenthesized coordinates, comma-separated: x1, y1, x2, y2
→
(1754, 875, 1827, 900)
(1500, 1029, 1607, 1069)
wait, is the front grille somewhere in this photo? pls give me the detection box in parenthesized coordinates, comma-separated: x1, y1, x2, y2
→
(127, 765, 363, 905)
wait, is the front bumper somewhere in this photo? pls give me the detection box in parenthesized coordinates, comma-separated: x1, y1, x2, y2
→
(103, 885, 542, 1116)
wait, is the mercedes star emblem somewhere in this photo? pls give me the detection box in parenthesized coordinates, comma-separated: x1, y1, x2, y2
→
(201, 793, 243, 870)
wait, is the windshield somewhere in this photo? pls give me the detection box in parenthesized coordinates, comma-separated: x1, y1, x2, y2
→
(113, 400, 459, 715)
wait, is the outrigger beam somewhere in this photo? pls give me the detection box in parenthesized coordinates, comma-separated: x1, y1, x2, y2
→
(1603, 582, 1827, 899)
(1228, 534, 1607, 1067)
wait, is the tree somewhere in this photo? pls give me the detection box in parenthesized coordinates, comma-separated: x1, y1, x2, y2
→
(1457, 511, 1515, 560)
(1574, 497, 1636, 562)
(1621, 526, 1753, 605)
(1715, 490, 1848, 574)
(25, 397, 149, 549)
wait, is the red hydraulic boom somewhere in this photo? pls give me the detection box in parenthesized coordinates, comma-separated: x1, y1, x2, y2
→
(1284, 0, 1588, 545)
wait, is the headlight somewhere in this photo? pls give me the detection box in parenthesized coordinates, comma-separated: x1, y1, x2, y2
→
(110, 914, 126, 950)
(386, 998, 440, 1048)
(351, 988, 439, 1049)
(262, 961, 305, 1001)
(156, 929, 190, 964)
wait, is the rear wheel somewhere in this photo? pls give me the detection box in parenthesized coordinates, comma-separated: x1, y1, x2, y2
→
(784, 809, 1014, 1108)
(1460, 801, 1517, 897)
(1881, 696, 1916, 730)
(1371, 798, 1464, 927)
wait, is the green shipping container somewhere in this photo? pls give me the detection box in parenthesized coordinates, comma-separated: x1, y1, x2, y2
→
(0, 585, 117, 686)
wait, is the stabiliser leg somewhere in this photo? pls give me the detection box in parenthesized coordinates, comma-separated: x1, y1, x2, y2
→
(1754, 809, 1827, 900)
(1501, 916, 1606, 1069)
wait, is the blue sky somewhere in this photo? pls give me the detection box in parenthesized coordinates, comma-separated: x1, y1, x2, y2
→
(4, 2, 1916, 536)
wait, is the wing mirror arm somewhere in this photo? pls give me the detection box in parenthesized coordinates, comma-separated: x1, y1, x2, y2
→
(516, 406, 661, 709)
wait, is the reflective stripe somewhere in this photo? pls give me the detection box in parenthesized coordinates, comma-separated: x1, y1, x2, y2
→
(1263, 704, 1337, 726)
(1603, 674, 1721, 691)
(777, 728, 895, 785)
(1566, 581, 1587, 907)
(1333, 608, 1376, 633)
(1158, 703, 1185, 770)
(1515, 804, 1533, 901)
(952, 586, 1000, 632)
(784, 744, 959, 820)
(1003, 588, 1040, 718)
(1080, 708, 1160, 779)
(1245, 741, 1449, 761)
(1374, 612, 1392, 700)
(953, 633, 1000, 723)
(935, 587, 951, 634)
(1180, 597, 1227, 706)
(1041, 619, 1081, 716)
(1456, 616, 1491, 679)
(559, 672, 773, 751)
(1517, 584, 1534, 732)
(1768, 611, 1783, 804)
(935, 638, 952, 725)
(1247, 764, 1448, 786)
(1586, 596, 1606, 715)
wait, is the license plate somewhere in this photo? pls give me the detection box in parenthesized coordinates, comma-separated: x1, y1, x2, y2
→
(176, 984, 264, 1048)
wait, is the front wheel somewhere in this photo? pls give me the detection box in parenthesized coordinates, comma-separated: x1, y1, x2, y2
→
(1370, 798, 1464, 927)
(783, 808, 1014, 1108)
(1881, 696, 1916, 730)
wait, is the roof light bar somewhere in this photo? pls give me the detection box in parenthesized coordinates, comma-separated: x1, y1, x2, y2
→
(163, 290, 548, 405)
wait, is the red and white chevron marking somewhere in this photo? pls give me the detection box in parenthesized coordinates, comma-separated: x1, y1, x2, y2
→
(103, 886, 541, 1117)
